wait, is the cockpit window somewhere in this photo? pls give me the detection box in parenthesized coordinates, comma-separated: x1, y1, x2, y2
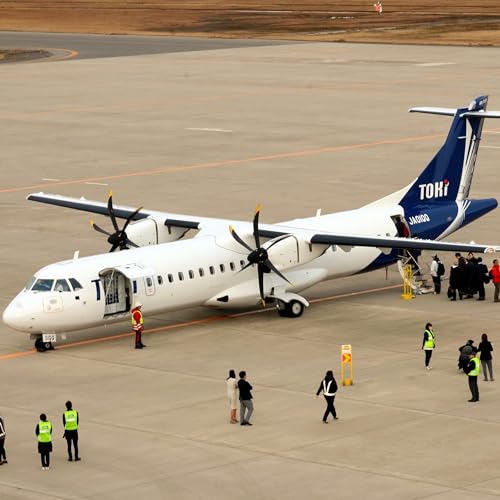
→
(54, 279, 71, 292)
(25, 276, 36, 291)
(69, 278, 83, 291)
(31, 279, 54, 292)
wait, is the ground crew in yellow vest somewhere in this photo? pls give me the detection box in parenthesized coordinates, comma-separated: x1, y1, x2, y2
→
(63, 401, 80, 461)
(36, 413, 52, 470)
(465, 353, 480, 402)
(131, 302, 146, 349)
(421, 322, 435, 370)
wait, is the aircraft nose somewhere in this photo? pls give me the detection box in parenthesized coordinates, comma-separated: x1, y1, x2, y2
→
(2, 297, 33, 332)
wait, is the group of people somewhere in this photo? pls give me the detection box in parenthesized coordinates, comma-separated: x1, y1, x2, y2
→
(432, 252, 497, 301)
(36, 401, 80, 470)
(0, 401, 81, 471)
(226, 369, 340, 425)
(422, 323, 494, 403)
(226, 370, 254, 426)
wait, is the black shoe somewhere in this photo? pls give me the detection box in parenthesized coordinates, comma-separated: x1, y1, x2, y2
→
(477, 298, 485, 301)
(246, 422, 253, 426)
(322, 420, 328, 424)
(135, 345, 143, 349)
(75, 457, 81, 461)
(140, 344, 147, 348)
(468, 399, 478, 402)
(68, 457, 73, 462)
(333, 417, 339, 420)
(240, 422, 247, 426)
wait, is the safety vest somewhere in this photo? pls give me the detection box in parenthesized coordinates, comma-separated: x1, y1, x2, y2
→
(424, 329, 435, 349)
(468, 357, 480, 377)
(38, 420, 52, 443)
(322, 380, 336, 396)
(131, 309, 143, 331)
(64, 409, 78, 431)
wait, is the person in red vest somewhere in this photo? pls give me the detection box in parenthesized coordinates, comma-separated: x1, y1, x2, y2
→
(489, 259, 500, 302)
(131, 302, 146, 349)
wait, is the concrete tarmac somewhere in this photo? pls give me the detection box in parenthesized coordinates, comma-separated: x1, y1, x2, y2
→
(2, 40, 500, 499)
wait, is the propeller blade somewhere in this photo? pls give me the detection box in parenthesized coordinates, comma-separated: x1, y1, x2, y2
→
(109, 244, 119, 253)
(253, 204, 262, 249)
(257, 263, 265, 306)
(126, 239, 139, 248)
(237, 261, 253, 273)
(265, 259, 292, 285)
(122, 206, 143, 232)
(91, 221, 112, 237)
(229, 225, 254, 253)
(107, 191, 120, 233)
(265, 233, 292, 250)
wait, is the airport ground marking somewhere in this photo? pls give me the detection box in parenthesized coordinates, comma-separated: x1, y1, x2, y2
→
(0, 283, 401, 361)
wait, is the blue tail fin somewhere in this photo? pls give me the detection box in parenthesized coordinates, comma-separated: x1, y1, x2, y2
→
(400, 96, 488, 210)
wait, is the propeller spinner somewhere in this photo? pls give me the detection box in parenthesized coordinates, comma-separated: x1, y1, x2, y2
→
(91, 191, 142, 252)
(230, 205, 291, 305)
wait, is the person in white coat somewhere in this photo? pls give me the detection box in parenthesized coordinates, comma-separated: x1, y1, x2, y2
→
(226, 369, 238, 424)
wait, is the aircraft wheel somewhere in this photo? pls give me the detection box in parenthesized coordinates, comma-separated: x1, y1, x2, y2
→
(35, 337, 46, 352)
(276, 300, 289, 317)
(45, 342, 55, 351)
(287, 300, 304, 318)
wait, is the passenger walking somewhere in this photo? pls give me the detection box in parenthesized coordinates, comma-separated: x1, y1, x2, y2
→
(226, 370, 238, 424)
(0, 415, 7, 465)
(237, 371, 254, 426)
(489, 259, 500, 302)
(36, 413, 53, 470)
(63, 401, 80, 461)
(316, 370, 339, 423)
(477, 333, 494, 381)
(430, 255, 442, 294)
(464, 353, 480, 402)
(422, 322, 435, 370)
(475, 257, 489, 300)
(131, 302, 146, 349)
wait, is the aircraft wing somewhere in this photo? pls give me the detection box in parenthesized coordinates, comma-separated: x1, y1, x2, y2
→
(27, 193, 500, 253)
(27, 192, 204, 229)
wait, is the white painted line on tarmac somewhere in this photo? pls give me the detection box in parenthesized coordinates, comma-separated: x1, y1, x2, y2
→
(415, 62, 456, 67)
(185, 127, 233, 133)
(42, 178, 60, 181)
(85, 182, 109, 186)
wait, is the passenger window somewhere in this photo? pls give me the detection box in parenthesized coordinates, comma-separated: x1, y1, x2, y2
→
(219, 264, 225, 273)
(54, 279, 70, 292)
(157, 275, 163, 285)
(178, 272, 184, 281)
(146, 277, 153, 287)
(209, 266, 215, 275)
(32, 279, 54, 292)
(69, 278, 83, 291)
(189, 270, 194, 279)
(230, 262, 235, 271)
(168, 274, 174, 283)
(199, 268, 205, 277)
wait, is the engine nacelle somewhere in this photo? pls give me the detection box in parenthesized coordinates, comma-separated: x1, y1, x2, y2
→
(264, 235, 329, 271)
(125, 217, 189, 247)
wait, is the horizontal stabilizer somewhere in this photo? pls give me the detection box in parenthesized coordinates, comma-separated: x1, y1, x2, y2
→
(409, 107, 457, 116)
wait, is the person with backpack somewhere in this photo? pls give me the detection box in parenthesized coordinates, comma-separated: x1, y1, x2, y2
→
(431, 255, 444, 295)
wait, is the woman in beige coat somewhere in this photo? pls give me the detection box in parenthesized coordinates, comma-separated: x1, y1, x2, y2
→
(226, 369, 238, 423)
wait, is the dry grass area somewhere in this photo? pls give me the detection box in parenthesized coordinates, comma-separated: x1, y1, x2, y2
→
(1, 0, 500, 45)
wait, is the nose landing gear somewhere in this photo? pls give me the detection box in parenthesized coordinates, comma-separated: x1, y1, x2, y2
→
(34, 336, 55, 352)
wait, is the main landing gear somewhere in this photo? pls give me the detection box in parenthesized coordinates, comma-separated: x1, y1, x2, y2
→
(34, 336, 55, 352)
(276, 299, 305, 318)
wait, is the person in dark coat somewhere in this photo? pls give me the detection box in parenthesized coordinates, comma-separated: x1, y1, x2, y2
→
(475, 257, 489, 301)
(237, 371, 254, 426)
(448, 262, 460, 301)
(316, 370, 339, 423)
(456, 257, 468, 299)
(458, 339, 477, 371)
(477, 333, 494, 381)
(0, 416, 6, 465)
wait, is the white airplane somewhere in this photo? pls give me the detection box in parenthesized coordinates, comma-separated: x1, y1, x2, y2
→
(4, 96, 500, 351)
